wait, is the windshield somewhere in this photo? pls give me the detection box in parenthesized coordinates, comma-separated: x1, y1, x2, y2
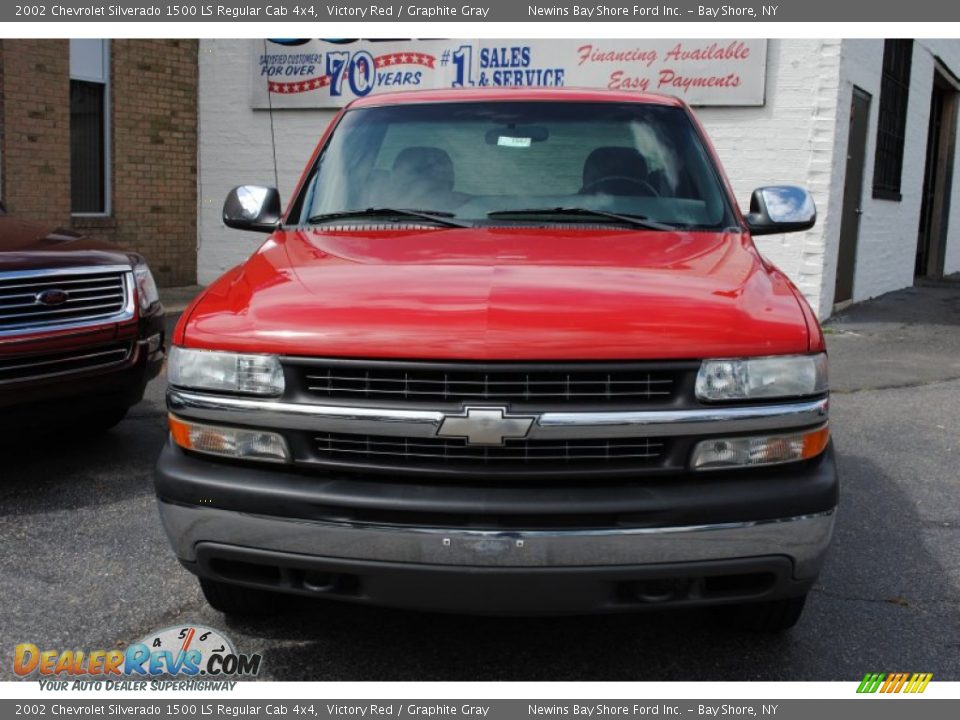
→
(297, 101, 735, 229)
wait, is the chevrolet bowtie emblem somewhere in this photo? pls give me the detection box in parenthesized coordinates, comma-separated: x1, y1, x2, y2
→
(436, 407, 536, 446)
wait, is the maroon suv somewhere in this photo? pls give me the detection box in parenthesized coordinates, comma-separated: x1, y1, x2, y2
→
(0, 206, 165, 432)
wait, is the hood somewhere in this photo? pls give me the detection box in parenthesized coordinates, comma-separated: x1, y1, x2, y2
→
(0, 215, 136, 271)
(180, 226, 811, 360)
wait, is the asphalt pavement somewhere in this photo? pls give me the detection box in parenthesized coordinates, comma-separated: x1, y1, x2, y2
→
(2, 287, 959, 681)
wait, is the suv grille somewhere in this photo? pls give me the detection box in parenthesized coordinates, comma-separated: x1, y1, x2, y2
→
(0, 342, 132, 384)
(314, 431, 666, 473)
(0, 269, 130, 331)
(296, 362, 680, 406)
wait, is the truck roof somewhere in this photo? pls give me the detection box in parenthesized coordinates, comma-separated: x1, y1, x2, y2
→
(348, 86, 687, 109)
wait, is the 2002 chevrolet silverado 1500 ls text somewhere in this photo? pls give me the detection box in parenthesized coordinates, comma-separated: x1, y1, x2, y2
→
(155, 88, 837, 631)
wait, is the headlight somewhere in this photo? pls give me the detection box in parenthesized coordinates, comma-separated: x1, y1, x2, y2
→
(168, 346, 285, 396)
(691, 425, 830, 470)
(133, 261, 160, 313)
(695, 353, 828, 401)
(169, 415, 289, 463)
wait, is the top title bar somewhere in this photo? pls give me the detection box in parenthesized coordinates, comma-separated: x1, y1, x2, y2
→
(4, 0, 960, 22)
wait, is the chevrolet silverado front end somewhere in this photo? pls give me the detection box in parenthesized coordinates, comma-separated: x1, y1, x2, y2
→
(155, 88, 837, 631)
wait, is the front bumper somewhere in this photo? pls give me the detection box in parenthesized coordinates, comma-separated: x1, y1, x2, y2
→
(0, 308, 165, 417)
(155, 441, 838, 614)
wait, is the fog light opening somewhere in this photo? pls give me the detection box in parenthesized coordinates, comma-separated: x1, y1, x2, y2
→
(632, 578, 692, 603)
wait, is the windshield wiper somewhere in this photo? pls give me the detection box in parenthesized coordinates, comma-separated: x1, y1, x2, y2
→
(487, 207, 677, 231)
(307, 207, 470, 228)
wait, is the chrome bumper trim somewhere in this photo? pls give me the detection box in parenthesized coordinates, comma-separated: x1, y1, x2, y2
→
(157, 502, 835, 579)
(167, 389, 829, 440)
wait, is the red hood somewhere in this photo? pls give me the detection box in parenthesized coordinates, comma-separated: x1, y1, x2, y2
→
(180, 226, 811, 360)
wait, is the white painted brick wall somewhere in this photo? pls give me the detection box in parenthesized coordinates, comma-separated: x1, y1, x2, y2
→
(198, 39, 960, 320)
(198, 39, 339, 283)
(697, 39, 843, 317)
(829, 40, 960, 308)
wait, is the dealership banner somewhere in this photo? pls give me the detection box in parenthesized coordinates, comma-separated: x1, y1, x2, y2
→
(251, 39, 767, 109)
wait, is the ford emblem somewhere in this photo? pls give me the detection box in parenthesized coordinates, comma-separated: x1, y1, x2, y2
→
(36, 289, 69, 306)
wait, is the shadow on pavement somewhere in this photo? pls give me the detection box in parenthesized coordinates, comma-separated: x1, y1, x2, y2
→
(829, 283, 960, 328)
(0, 410, 167, 515)
(825, 284, 960, 393)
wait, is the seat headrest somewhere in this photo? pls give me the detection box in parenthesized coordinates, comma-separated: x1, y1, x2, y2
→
(582, 147, 649, 189)
(392, 146, 455, 190)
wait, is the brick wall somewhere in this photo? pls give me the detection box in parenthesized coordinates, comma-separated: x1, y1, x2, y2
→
(104, 39, 198, 286)
(0, 40, 72, 227)
(836, 40, 960, 305)
(198, 39, 323, 284)
(0, 39, 198, 287)
(696, 39, 844, 317)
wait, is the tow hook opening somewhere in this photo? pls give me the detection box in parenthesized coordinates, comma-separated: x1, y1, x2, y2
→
(208, 556, 362, 598)
(625, 572, 776, 604)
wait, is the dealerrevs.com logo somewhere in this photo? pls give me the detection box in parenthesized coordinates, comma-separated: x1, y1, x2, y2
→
(14, 625, 262, 683)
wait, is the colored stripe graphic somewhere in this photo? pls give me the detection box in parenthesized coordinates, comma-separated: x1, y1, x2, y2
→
(857, 673, 885, 693)
(880, 672, 908, 693)
(857, 672, 932, 693)
(905, 673, 933, 693)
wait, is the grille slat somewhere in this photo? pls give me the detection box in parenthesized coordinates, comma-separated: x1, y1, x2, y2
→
(0, 300, 126, 320)
(304, 387, 671, 398)
(0, 291, 124, 310)
(321, 436, 660, 452)
(0, 270, 128, 331)
(314, 432, 665, 470)
(0, 275, 124, 291)
(0, 342, 132, 383)
(299, 364, 678, 405)
(305, 375, 673, 386)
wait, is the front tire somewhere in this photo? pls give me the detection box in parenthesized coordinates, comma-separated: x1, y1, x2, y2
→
(199, 578, 279, 617)
(724, 593, 808, 633)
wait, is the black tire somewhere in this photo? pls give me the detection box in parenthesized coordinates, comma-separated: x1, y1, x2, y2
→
(724, 593, 808, 633)
(199, 578, 279, 617)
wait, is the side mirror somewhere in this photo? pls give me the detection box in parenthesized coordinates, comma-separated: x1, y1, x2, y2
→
(745, 186, 816, 236)
(223, 185, 282, 232)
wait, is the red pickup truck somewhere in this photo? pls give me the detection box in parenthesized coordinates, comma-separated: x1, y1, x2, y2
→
(156, 88, 836, 631)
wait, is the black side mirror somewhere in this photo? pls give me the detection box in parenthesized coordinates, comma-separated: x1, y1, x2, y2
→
(746, 186, 816, 236)
(223, 185, 282, 233)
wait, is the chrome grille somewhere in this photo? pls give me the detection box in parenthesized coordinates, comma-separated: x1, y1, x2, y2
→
(0, 342, 132, 384)
(0, 267, 131, 332)
(314, 432, 665, 472)
(298, 362, 678, 406)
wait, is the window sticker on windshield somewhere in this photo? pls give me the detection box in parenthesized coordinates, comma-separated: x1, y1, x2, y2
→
(498, 136, 531, 148)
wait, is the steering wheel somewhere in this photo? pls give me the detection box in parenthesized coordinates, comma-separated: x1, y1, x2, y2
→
(581, 175, 661, 197)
